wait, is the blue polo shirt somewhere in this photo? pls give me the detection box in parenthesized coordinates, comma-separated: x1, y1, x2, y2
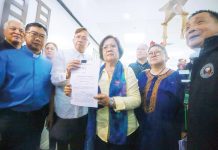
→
(0, 46, 52, 112)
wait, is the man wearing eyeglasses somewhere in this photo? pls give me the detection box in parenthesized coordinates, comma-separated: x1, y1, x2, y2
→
(0, 19, 25, 50)
(49, 27, 90, 150)
(0, 22, 52, 150)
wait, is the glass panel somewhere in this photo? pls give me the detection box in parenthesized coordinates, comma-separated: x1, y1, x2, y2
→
(10, 4, 22, 15)
(40, 14, 47, 22)
(15, 0, 24, 6)
(41, 5, 49, 14)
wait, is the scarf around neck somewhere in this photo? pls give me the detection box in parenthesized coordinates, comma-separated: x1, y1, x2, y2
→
(85, 61, 127, 150)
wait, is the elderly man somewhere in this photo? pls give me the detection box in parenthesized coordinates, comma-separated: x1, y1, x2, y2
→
(129, 43, 150, 78)
(50, 27, 90, 150)
(0, 22, 52, 150)
(185, 10, 218, 150)
(0, 19, 24, 50)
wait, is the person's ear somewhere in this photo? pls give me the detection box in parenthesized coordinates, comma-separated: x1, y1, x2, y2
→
(24, 32, 27, 40)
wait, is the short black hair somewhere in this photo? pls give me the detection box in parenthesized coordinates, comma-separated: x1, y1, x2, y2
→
(190, 10, 218, 22)
(25, 22, 48, 35)
(99, 35, 124, 61)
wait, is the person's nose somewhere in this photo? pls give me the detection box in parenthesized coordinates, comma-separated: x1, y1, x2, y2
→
(106, 47, 113, 52)
(34, 36, 42, 42)
(14, 28, 22, 35)
(48, 48, 53, 52)
(186, 25, 197, 36)
(188, 28, 196, 35)
(77, 37, 83, 42)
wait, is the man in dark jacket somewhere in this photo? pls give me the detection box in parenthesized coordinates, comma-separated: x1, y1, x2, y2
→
(185, 10, 218, 150)
(0, 20, 24, 50)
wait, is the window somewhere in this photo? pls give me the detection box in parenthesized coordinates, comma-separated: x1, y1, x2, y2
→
(35, 0, 51, 30)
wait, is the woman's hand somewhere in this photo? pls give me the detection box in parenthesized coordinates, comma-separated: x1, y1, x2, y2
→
(94, 93, 110, 106)
(64, 84, 72, 97)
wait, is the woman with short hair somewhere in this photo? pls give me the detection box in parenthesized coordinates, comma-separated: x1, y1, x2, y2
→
(65, 35, 141, 150)
(137, 43, 185, 150)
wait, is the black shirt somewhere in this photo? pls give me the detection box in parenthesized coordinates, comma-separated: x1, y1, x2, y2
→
(0, 40, 15, 50)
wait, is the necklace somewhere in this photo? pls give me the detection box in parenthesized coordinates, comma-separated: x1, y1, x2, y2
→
(150, 66, 166, 76)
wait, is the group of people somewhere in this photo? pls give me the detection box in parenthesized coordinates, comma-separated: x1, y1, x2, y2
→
(0, 9, 218, 150)
(0, 20, 53, 150)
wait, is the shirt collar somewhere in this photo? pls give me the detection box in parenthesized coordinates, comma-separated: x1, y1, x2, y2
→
(136, 61, 148, 66)
(200, 35, 218, 56)
(22, 45, 42, 58)
(72, 48, 86, 59)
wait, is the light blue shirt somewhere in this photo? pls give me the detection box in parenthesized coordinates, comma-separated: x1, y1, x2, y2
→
(0, 46, 52, 111)
(51, 49, 89, 119)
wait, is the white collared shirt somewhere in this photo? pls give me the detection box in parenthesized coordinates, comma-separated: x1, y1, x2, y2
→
(51, 48, 89, 119)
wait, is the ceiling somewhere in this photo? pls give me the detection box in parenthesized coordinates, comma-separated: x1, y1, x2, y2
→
(61, 0, 218, 69)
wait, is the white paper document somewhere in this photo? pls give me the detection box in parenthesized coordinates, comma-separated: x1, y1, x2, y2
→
(70, 59, 100, 108)
(178, 137, 187, 150)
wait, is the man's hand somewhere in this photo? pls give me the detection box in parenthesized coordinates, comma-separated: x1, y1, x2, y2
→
(64, 84, 72, 97)
(66, 60, 81, 79)
(181, 132, 187, 139)
(46, 112, 54, 129)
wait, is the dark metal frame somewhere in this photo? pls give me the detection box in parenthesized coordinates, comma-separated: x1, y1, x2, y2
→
(57, 0, 99, 46)
(35, 0, 51, 30)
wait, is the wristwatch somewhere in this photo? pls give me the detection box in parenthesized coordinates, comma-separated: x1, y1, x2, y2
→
(109, 97, 115, 108)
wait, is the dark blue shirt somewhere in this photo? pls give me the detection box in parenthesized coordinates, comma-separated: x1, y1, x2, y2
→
(129, 61, 150, 79)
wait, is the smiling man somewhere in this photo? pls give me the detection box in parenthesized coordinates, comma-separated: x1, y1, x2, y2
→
(185, 10, 218, 150)
(0, 22, 52, 150)
(0, 20, 25, 50)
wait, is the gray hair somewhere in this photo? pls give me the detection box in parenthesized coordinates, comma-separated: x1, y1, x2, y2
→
(3, 19, 24, 30)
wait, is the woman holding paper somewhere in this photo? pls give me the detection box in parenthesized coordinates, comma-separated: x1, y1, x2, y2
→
(65, 35, 141, 150)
